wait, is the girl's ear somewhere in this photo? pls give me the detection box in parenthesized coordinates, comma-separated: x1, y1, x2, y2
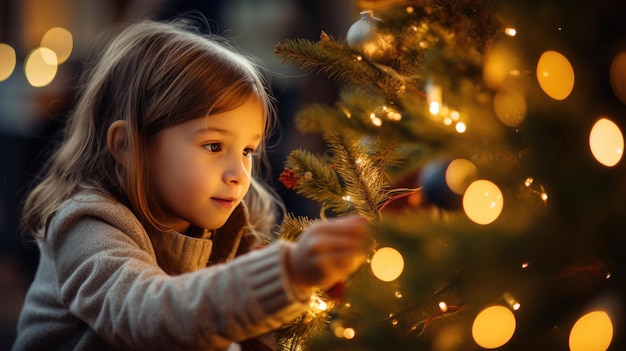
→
(107, 120, 128, 164)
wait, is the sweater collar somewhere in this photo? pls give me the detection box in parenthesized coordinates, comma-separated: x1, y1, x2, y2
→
(149, 202, 254, 274)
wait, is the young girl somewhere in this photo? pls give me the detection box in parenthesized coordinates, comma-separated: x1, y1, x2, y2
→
(13, 19, 369, 351)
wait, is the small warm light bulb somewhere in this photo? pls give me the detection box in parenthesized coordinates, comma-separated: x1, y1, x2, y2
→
(371, 247, 404, 282)
(503, 292, 521, 311)
(24, 47, 58, 87)
(504, 27, 517, 36)
(309, 295, 328, 312)
(463, 180, 504, 225)
(569, 310, 613, 351)
(0, 43, 16, 81)
(536, 50, 575, 100)
(472, 305, 516, 349)
(589, 117, 624, 167)
(343, 328, 356, 339)
(524, 177, 534, 187)
(429, 101, 441, 115)
(439, 301, 448, 312)
(455, 122, 467, 133)
(427, 82, 442, 115)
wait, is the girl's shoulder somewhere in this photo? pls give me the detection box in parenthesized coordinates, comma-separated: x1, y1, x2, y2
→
(48, 191, 149, 246)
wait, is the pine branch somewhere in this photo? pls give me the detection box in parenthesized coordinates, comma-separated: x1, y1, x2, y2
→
(275, 37, 379, 86)
(285, 149, 351, 215)
(277, 214, 314, 242)
(324, 132, 391, 222)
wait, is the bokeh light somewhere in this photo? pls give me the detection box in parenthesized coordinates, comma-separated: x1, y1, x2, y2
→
(536, 50, 575, 100)
(370, 247, 404, 282)
(569, 310, 613, 351)
(463, 180, 504, 225)
(445, 159, 478, 195)
(493, 87, 526, 127)
(589, 117, 624, 167)
(483, 43, 519, 90)
(24, 47, 58, 87)
(472, 305, 516, 349)
(0, 43, 16, 81)
(40, 27, 73, 64)
(609, 51, 626, 105)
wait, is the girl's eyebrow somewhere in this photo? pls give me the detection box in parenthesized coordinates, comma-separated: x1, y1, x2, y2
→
(193, 127, 262, 142)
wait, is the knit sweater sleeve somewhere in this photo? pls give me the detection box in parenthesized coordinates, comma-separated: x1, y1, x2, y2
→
(47, 194, 311, 350)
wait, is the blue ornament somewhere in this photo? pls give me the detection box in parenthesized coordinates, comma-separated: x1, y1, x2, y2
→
(419, 158, 478, 210)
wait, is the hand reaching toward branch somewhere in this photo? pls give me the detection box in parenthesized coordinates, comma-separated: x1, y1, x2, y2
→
(287, 215, 370, 292)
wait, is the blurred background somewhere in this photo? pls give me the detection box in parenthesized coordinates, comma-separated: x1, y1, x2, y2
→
(0, 0, 358, 349)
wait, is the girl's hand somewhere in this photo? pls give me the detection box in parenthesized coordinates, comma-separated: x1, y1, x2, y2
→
(287, 215, 370, 292)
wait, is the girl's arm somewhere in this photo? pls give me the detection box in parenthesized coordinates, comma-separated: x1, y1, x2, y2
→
(47, 196, 310, 350)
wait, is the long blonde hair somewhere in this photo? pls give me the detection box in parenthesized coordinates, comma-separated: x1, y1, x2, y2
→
(21, 19, 281, 240)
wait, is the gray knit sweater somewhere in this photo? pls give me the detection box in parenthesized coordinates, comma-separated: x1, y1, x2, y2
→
(12, 193, 310, 350)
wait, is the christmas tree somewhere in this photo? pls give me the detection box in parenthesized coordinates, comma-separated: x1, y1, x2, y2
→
(272, 0, 625, 350)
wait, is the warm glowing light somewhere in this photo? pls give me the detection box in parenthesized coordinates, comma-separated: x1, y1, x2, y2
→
(439, 301, 448, 312)
(493, 87, 526, 127)
(503, 292, 521, 311)
(521, 262, 529, 268)
(429, 101, 440, 115)
(463, 180, 504, 225)
(610, 52, 626, 105)
(455, 122, 466, 133)
(445, 159, 478, 195)
(0, 43, 16, 81)
(333, 326, 345, 338)
(371, 247, 404, 282)
(483, 43, 519, 89)
(569, 311, 613, 351)
(472, 305, 516, 349)
(504, 27, 517, 36)
(427, 82, 442, 115)
(589, 117, 624, 167)
(310, 295, 328, 312)
(24, 47, 58, 87)
(343, 328, 356, 339)
(536, 50, 575, 100)
(40, 27, 73, 64)
(524, 177, 534, 187)
(370, 112, 383, 126)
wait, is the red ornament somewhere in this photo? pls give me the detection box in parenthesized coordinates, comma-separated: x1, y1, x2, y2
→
(326, 281, 346, 303)
(278, 167, 300, 189)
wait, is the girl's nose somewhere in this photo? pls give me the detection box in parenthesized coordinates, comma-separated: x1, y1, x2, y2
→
(222, 155, 247, 184)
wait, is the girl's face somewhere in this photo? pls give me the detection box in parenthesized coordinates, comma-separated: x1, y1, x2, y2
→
(147, 95, 264, 233)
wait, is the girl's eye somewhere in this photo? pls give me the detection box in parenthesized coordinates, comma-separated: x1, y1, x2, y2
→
(204, 143, 222, 152)
(243, 148, 255, 157)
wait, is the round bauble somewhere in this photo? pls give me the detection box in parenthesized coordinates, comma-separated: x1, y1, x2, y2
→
(418, 158, 478, 210)
(346, 10, 394, 63)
